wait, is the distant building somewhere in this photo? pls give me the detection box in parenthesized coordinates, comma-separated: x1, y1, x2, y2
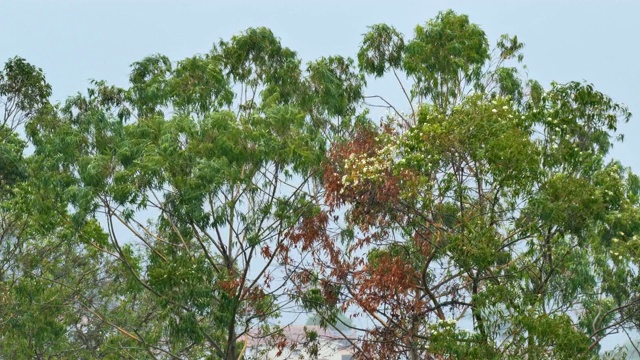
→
(246, 325, 354, 360)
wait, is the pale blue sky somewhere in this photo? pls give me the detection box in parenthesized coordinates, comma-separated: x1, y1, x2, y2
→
(2, 0, 639, 352)
(2, 0, 638, 171)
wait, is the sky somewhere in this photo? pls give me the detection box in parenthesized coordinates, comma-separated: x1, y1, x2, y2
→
(1, 0, 639, 170)
(2, 0, 640, 352)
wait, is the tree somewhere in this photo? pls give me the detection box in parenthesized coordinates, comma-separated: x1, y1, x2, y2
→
(2, 10, 638, 360)
(0, 57, 150, 359)
(289, 10, 640, 359)
(24, 27, 363, 359)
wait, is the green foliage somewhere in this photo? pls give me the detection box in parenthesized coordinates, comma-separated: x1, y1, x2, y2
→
(306, 55, 364, 119)
(0, 57, 51, 128)
(0, 10, 638, 360)
(9, 23, 364, 360)
(300, 9, 640, 360)
(404, 10, 490, 109)
(0, 126, 26, 187)
(358, 24, 405, 77)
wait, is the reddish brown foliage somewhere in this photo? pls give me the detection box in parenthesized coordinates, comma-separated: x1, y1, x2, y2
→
(323, 126, 417, 234)
(361, 255, 419, 300)
(323, 126, 380, 209)
(284, 127, 447, 359)
(287, 211, 329, 252)
(218, 277, 241, 295)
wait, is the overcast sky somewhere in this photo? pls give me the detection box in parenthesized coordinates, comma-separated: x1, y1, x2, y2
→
(2, 0, 639, 351)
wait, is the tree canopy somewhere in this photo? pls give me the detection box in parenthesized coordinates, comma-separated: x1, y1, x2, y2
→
(1, 10, 638, 360)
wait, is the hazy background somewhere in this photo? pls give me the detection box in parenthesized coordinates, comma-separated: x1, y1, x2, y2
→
(2, 0, 639, 354)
